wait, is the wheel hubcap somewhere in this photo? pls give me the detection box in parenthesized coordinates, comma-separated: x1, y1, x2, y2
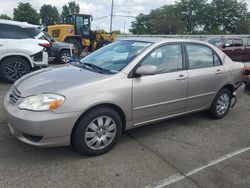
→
(85, 116, 117, 150)
(216, 93, 230, 116)
(4, 61, 28, 81)
(61, 53, 70, 63)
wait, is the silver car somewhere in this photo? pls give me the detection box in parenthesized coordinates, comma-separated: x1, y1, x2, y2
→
(3, 38, 245, 156)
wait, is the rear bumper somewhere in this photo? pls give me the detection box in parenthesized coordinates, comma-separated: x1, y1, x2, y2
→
(233, 82, 246, 99)
(242, 75, 250, 84)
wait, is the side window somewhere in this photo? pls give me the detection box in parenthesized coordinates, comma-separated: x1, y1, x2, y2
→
(186, 44, 214, 69)
(0, 24, 30, 39)
(234, 39, 243, 47)
(141, 44, 183, 73)
(224, 39, 233, 47)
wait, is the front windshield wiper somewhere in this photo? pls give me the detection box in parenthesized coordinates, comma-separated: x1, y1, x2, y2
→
(82, 63, 115, 74)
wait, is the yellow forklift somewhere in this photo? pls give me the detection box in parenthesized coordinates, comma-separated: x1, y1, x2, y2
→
(48, 14, 116, 55)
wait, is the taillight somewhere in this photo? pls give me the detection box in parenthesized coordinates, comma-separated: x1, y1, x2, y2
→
(39, 43, 51, 48)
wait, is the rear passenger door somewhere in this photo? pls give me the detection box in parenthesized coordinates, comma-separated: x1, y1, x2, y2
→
(185, 43, 225, 111)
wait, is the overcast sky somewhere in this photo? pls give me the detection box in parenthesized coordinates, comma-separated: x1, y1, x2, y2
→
(0, 0, 250, 33)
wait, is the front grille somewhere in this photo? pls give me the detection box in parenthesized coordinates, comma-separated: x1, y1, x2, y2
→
(9, 86, 21, 104)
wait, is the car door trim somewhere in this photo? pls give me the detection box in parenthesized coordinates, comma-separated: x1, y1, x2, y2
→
(187, 92, 216, 100)
(134, 97, 186, 111)
(134, 106, 206, 126)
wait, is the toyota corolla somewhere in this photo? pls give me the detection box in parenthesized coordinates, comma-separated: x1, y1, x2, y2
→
(3, 38, 245, 156)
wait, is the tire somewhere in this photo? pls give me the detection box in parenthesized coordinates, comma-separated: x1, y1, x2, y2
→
(72, 107, 122, 156)
(57, 50, 71, 64)
(65, 38, 83, 56)
(0, 57, 31, 83)
(208, 88, 232, 119)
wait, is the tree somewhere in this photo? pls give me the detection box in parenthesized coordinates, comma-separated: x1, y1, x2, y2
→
(175, 0, 208, 34)
(130, 13, 152, 34)
(40, 4, 60, 25)
(130, 5, 184, 34)
(205, 0, 248, 34)
(13, 3, 40, 25)
(61, 1, 80, 18)
(0, 14, 12, 20)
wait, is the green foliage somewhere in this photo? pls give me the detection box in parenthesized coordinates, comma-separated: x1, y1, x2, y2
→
(61, 1, 80, 18)
(130, 5, 184, 34)
(40, 5, 60, 26)
(13, 3, 40, 25)
(0, 14, 12, 20)
(206, 0, 248, 34)
(131, 0, 250, 34)
(113, 30, 122, 35)
(175, 0, 208, 33)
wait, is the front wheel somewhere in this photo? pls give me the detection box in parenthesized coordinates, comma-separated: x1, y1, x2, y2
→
(0, 57, 31, 83)
(72, 107, 122, 156)
(208, 88, 231, 119)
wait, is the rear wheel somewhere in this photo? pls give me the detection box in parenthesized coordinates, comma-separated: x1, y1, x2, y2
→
(72, 107, 122, 156)
(65, 38, 83, 56)
(0, 57, 31, 83)
(58, 50, 71, 64)
(208, 88, 231, 119)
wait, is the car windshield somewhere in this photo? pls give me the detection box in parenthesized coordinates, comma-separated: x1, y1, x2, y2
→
(79, 40, 152, 73)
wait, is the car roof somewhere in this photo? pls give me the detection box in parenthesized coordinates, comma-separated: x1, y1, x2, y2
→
(0, 19, 37, 28)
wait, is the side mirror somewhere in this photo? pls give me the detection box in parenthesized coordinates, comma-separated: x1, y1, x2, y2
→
(135, 65, 157, 76)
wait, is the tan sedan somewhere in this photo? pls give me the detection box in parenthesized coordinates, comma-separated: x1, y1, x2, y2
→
(4, 38, 245, 155)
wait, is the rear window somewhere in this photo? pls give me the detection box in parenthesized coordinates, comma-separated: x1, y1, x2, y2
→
(23, 28, 40, 38)
(0, 24, 39, 39)
(234, 39, 243, 47)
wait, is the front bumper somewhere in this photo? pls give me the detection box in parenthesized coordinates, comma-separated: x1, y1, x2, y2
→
(3, 94, 81, 147)
(32, 51, 49, 67)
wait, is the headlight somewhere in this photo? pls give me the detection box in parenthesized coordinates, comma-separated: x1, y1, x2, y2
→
(19, 94, 65, 111)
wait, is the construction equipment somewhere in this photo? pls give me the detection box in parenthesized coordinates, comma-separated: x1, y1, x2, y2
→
(48, 14, 116, 55)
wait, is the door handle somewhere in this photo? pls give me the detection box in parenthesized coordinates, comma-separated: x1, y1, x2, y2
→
(216, 69, 223, 74)
(177, 75, 187, 80)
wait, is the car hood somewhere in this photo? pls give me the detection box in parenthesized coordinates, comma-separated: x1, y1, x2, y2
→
(15, 65, 110, 97)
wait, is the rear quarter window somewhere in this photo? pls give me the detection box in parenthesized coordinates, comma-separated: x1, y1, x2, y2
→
(233, 39, 243, 47)
(0, 24, 31, 39)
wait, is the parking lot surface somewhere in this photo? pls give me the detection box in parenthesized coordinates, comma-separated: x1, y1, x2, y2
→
(0, 75, 249, 188)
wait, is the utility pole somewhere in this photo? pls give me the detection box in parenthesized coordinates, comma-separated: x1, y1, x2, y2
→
(123, 22, 126, 34)
(110, 0, 114, 33)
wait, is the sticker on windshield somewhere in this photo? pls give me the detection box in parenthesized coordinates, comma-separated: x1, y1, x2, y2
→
(132, 42, 151, 47)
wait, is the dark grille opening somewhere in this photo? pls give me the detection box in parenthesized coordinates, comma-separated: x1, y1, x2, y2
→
(31, 51, 43, 62)
(9, 86, 21, 104)
(23, 133, 43, 143)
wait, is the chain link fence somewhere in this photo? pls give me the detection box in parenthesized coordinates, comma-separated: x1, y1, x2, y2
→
(117, 35, 250, 44)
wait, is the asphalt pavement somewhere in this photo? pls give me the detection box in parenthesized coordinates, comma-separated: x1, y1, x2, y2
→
(0, 76, 249, 188)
